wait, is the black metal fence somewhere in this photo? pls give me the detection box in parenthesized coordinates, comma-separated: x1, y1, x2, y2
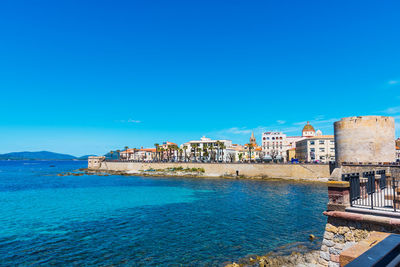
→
(343, 169, 400, 212)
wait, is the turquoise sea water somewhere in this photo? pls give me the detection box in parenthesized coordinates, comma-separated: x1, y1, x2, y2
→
(0, 161, 328, 266)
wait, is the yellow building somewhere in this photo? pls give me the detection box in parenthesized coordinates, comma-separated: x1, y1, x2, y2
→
(286, 148, 296, 162)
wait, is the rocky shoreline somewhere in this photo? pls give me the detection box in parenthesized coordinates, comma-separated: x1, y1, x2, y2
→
(226, 250, 321, 267)
(74, 168, 330, 184)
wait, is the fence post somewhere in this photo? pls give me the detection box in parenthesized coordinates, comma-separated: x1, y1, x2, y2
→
(327, 181, 351, 212)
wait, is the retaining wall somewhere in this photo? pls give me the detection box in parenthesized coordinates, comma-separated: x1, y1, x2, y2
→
(88, 160, 330, 179)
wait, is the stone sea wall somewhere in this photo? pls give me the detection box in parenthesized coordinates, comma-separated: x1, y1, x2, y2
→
(88, 160, 330, 179)
(320, 214, 400, 266)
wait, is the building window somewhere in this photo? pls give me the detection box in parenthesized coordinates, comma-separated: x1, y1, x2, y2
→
(310, 141, 315, 145)
(310, 148, 315, 152)
(319, 140, 325, 145)
(320, 148, 325, 152)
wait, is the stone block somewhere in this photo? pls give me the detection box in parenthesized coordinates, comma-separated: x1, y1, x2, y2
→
(323, 231, 334, 240)
(320, 251, 330, 261)
(334, 242, 344, 250)
(326, 224, 338, 233)
(338, 226, 349, 235)
(318, 257, 329, 267)
(353, 229, 369, 241)
(333, 234, 345, 243)
(322, 239, 335, 247)
(344, 232, 354, 242)
(329, 247, 340, 255)
(321, 244, 329, 252)
(330, 254, 340, 263)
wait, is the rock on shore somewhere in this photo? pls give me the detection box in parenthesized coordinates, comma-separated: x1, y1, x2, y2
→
(225, 250, 321, 267)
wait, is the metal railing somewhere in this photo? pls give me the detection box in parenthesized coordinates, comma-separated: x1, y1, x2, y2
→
(343, 170, 400, 212)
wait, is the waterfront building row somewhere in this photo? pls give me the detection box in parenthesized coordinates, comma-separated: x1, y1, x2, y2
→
(116, 122, 399, 164)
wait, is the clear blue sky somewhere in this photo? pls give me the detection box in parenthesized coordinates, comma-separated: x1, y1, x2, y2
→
(1, 0, 399, 156)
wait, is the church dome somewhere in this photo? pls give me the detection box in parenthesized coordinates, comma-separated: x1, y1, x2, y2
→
(302, 121, 316, 137)
(302, 121, 315, 132)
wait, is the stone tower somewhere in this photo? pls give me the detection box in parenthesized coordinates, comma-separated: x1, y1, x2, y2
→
(250, 131, 257, 145)
(334, 116, 395, 165)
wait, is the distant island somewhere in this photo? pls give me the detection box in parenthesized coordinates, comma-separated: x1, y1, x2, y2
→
(0, 151, 96, 160)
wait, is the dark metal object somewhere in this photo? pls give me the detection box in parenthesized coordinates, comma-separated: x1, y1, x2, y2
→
(346, 234, 400, 267)
(343, 173, 361, 205)
(364, 171, 375, 209)
(345, 170, 400, 212)
(377, 170, 387, 190)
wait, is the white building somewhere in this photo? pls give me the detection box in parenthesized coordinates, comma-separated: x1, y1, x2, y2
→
(261, 121, 324, 161)
(295, 135, 335, 163)
(261, 131, 287, 161)
(181, 136, 233, 162)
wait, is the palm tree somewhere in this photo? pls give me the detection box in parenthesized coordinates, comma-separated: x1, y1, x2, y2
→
(208, 144, 214, 162)
(154, 143, 159, 162)
(183, 145, 188, 162)
(246, 143, 254, 163)
(191, 144, 198, 161)
(202, 144, 208, 161)
(110, 150, 114, 160)
(219, 143, 226, 162)
(197, 147, 202, 162)
(167, 144, 173, 162)
(124, 146, 129, 161)
(116, 150, 121, 160)
(179, 149, 183, 162)
(174, 144, 179, 161)
(160, 147, 165, 161)
(203, 145, 209, 161)
(216, 141, 221, 162)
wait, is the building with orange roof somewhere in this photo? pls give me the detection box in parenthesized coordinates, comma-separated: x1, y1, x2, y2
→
(120, 147, 156, 161)
(396, 145, 400, 162)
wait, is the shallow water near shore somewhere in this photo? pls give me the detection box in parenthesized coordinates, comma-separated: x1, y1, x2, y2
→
(0, 160, 327, 266)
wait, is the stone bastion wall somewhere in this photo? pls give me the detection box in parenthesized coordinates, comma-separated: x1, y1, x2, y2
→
(88, 159, 330, 179)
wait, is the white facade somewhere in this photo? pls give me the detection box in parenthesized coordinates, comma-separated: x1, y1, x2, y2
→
(181, 136, 233, 162)
(296, 136, 335, 163)
(261, 132, 287, 161)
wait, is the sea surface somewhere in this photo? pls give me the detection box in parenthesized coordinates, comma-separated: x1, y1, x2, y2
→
(0, 160, 328, 266)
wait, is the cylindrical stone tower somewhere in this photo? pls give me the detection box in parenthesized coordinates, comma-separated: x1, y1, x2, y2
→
(334, 116, 395, 165)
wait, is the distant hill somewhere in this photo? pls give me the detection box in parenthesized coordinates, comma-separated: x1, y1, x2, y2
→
(0, 151, 78, 160)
